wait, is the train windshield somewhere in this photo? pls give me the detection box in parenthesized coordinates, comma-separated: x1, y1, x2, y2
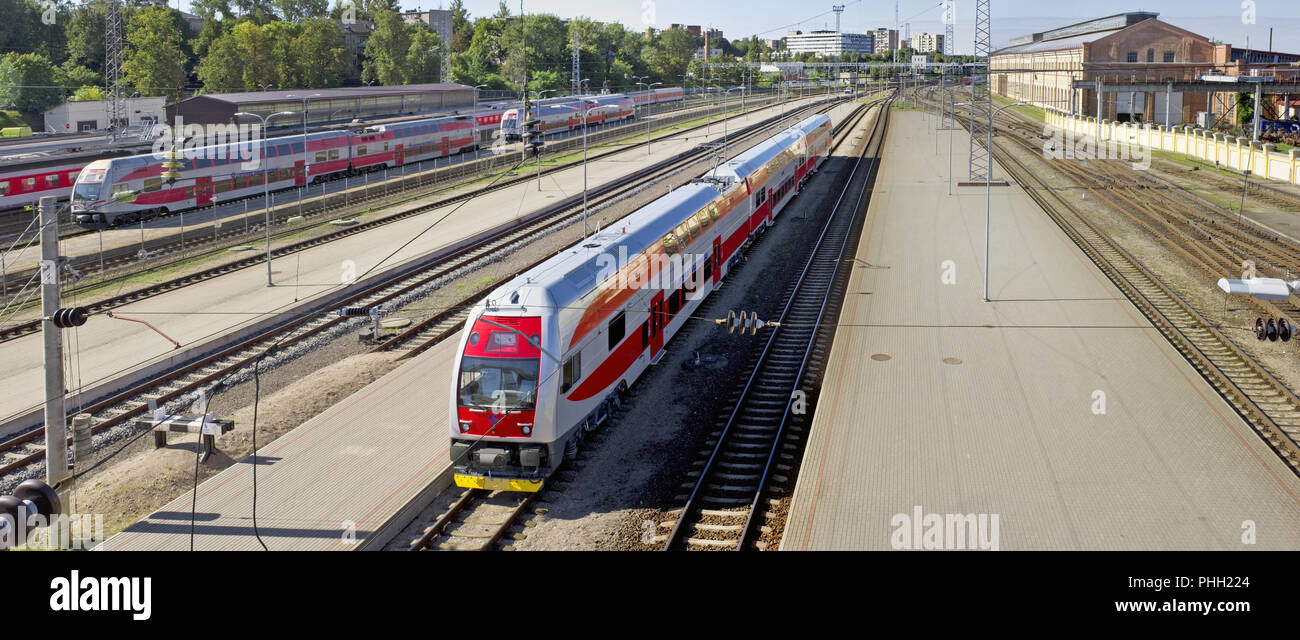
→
(72, 168, 106, 201)
(458, 355, 539, 411)
(501, 113, 517, 130)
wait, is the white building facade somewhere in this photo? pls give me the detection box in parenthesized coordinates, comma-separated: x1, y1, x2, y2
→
(786, 30, 875, 58)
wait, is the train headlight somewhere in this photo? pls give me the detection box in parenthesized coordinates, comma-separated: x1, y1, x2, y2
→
(458, 420, 472, 433)
(520, 423, 532, 435)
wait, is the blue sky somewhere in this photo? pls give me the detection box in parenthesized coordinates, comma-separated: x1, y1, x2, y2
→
(180, 0, 1300, 54)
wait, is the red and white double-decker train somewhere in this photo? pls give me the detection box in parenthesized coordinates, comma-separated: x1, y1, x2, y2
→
(498, 87, 684, 141)
(71, 114, 480, 227)
(449, 112, 832, 491)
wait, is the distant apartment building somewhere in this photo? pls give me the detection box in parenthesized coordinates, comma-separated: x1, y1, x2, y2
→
(402, 8, 453, 46)
(670, 24, 703, 36)
(786, 30, 875, 58)
(872, 28, 899, 53)
(339, 19, 376, 83)
(911, 33, 945, 54)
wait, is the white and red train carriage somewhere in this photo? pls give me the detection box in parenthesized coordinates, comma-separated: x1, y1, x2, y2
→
(71, 113, 484, 227)
(448, 113, 832, 491)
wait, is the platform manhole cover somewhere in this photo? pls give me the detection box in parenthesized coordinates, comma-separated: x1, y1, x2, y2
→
(871, 353, 891, 361)
(943, 357, 963, 365)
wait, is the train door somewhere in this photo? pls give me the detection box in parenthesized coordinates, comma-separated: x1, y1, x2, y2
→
(712, 235, 722, 287)
(294, 160, 306, 186)
(649, 291, 665, 363)
(195, 177, 213, 206)
(395, 143, 405, 166)
(440, 136, 449, 157)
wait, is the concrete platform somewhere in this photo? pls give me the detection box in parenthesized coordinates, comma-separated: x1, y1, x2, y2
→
(782, 110, 1300, 550)
(103, 332, 458, 550)
(0, 97, 854, 424)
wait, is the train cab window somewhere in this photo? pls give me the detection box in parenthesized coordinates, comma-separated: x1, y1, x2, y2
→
(315, 151, 327, 163)
(561, 353, 581, 392)
(45, 174, 59, 188)
(329, 149, 340, 160)
(357, 146, 367, 156)
(608, 311, 626, 351)
(662, 233, 679, 255)
(0, 182, 8, 196)
(144, 178, 162, 192)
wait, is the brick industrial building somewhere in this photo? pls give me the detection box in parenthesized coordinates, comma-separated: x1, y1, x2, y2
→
(990, 12, 1300, 127)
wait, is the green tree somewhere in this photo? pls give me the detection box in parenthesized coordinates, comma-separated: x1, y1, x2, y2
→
(297, 19, 346, 88)
(196, 28, 246, 91)
(123, 5, 191, 97)
(362, 9, 410, 85)
(70, 85, 105, 101)
(264, 20, 304, 87)
(65, 0, 107, 74)
(58, 62, 102, 93)
(233, 0, 278, 24)
(274, 0, 328, 21)
(0, 52, 62, 113)
(449, 0, 472, 52)
(405, 26, 443, 84)
(231, 19, 277, 87)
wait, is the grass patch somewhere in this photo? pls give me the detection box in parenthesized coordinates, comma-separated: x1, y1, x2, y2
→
(0, 110, 26, 128)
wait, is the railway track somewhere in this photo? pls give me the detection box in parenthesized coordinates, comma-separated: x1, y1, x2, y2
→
(0, 96, 867, 488)
(0, 93, 793, 312)
(658, 97, 891, 551)
(915, 86, 1300, 473)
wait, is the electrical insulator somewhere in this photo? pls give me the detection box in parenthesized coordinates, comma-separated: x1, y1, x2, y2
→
(0, 479, 61, 550)
(1255, 317, 1267, 341)
(51, 307, 89, 328)
(160, 148, 184, 183)
(1280, 318, 1293, 342)
(335, 307, 376, 317)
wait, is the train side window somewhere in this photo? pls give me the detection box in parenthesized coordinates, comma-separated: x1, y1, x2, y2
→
(384, 142, 390, 151)
(641, 322, 648, 349)
(675, 223, 692, 246)
(0, 182, 7, 196)
(184, 187, 194, 198)
(686, 216, 701, 239)
(329, 149, 340, 160)
(608, 311, 626, 351)
(250, 173, 264, 186)
(667, 290, 681, 317)
(214, 179, 232, 193)
(144, 178, 161, 192)
(24, 177, 36, 191)
(46, 174, 59, 188)
(357, 146, 367, 156)
(315, 151, 327, 163)
(662, 233, 678, 255)
(706, 205, 719, 223)
(561, 353, 581, 392)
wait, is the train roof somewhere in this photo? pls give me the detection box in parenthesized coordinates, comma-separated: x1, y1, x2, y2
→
(712, 114, 830, 183)
(483, 182, 723, 311)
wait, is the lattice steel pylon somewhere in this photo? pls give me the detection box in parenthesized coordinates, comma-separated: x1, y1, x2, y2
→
(104, 0, 125, 140)
(572, 29, 580, 94)
(940, 0, 955, 129)
(968, 0, 992, 182)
